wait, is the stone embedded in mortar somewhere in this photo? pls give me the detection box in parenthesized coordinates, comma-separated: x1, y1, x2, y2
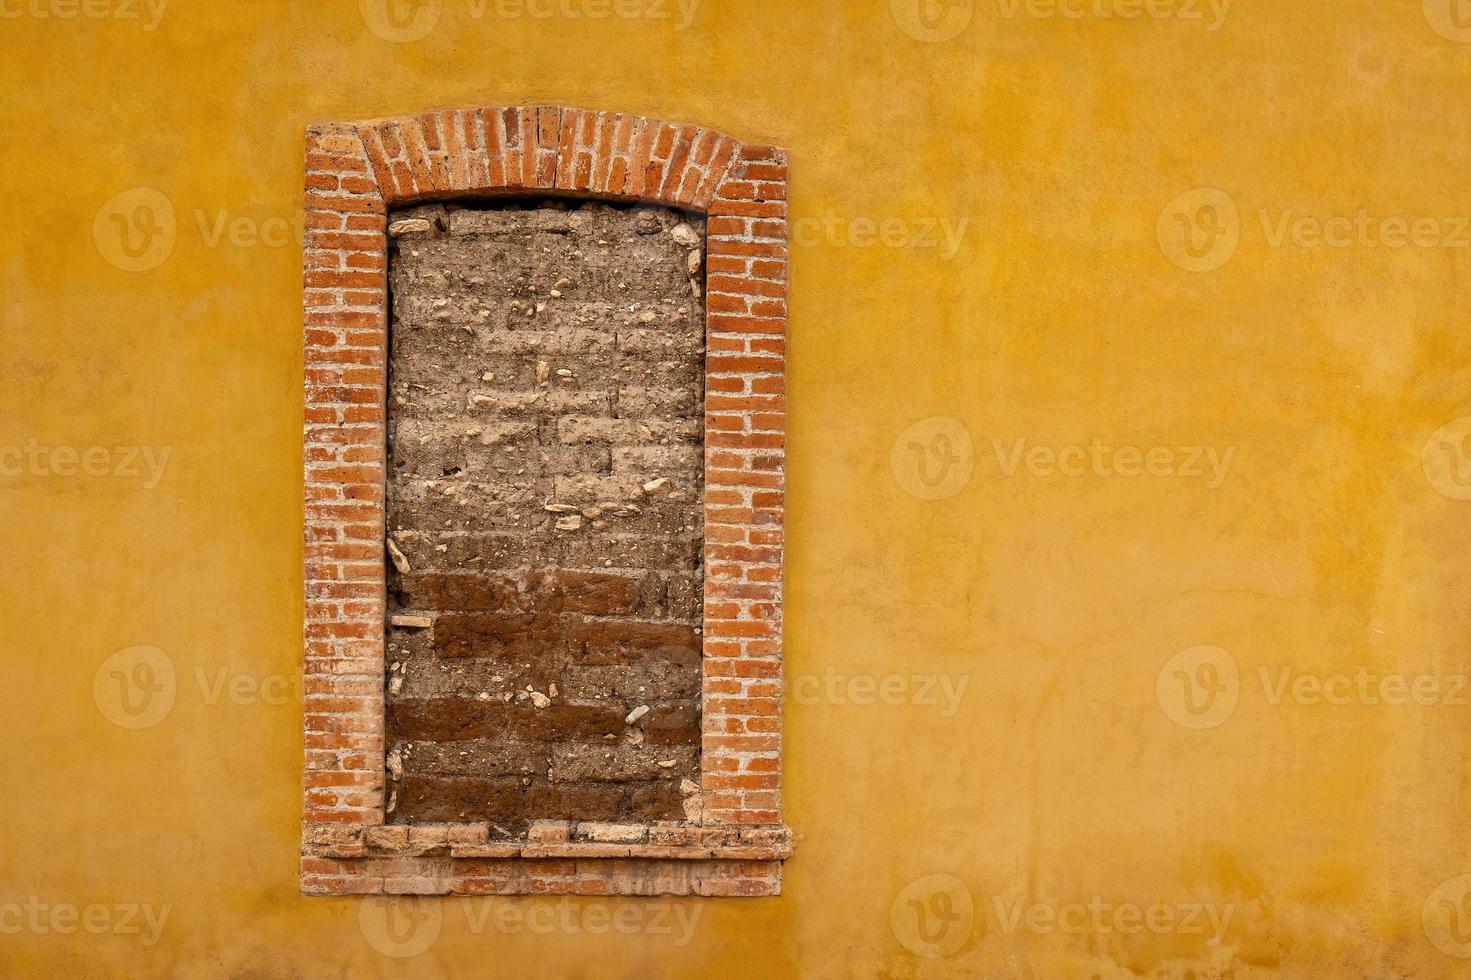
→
(386, 538, 411, 574)
(389, 217, 433, 238)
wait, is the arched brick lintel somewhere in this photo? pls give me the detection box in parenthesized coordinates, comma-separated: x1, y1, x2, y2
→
(349, 105, 757, 209)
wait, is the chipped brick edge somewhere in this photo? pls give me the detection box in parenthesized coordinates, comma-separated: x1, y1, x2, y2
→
(302, 105, 789, 898)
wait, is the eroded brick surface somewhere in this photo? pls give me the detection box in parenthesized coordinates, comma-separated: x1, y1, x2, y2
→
(384, 200, 705, 830)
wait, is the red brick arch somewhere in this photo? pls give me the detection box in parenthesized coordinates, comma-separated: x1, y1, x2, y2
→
(356, 106, 745, 210)
(299, 105, 790, 897)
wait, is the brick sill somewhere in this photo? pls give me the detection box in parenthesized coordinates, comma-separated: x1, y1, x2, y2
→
(305, 821, 794, 862)
(301, 822, 792, 897)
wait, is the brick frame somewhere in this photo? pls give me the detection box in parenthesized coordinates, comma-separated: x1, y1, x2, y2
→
(300, 105, 790, 896)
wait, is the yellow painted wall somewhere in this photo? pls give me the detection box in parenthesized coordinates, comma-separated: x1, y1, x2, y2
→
(5, 0, 1471, 975)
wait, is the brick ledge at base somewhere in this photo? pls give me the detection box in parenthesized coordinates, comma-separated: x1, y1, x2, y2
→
(303, 824, 792, 897)
(308, 822, 792, 861)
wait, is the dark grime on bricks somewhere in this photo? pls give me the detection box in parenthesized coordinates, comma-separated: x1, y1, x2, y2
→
(383, 199, 707, 831)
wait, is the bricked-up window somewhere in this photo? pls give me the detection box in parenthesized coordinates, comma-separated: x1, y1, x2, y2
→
(300, 106, 790, 897)
(385, 202, 706, 828)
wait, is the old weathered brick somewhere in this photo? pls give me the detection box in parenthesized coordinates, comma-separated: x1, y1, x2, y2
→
(399, 738, 549, 777)
(431, 613, 566, 659)
(571, 621, 701, 666)
(642, 703, 701, 745)
(507, 702, 626, 742)
(549, 744, 699, 783)
(391, 698, 509, 741)
(623, 783, 687, 822)
(527, 819, 571, 843)
(576, 822, 648, 844)
(385, 200, 705, 826)
(395, 572, 519, 612)
(396, 774, 538, 823)
(529, 783, 630, 822)
(555, 661, 701, 700)
(523, 569, 641, 615)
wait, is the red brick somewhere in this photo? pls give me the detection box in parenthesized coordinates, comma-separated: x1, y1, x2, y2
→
(302, 106, 790, 896)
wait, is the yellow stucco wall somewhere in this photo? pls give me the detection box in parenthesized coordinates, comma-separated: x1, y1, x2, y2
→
(6, 0, 1471, 975)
